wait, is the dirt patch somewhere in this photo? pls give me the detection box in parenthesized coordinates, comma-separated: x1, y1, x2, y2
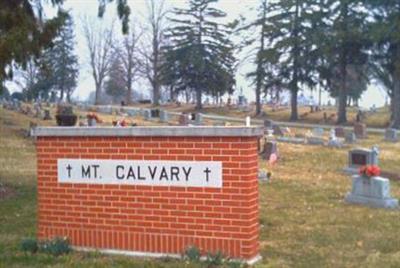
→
(0, 184, 16, 200)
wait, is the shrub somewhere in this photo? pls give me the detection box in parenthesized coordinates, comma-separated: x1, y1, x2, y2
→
(205, 250, 225, 266)
(183, 245, 201, 262)
(20, 238, 38, 254)
(39, 237, 71, 256)
(21, 236, 71, 256)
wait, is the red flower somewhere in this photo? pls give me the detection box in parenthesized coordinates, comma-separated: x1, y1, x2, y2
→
(359, 165, 380, 177)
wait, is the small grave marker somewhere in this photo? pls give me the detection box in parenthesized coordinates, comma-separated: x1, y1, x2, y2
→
(354, 123, 367, 139)
(179, 113, 189, 126)
(384, 128, 398, 142)
(263, 140, 277, 160)
(335, 127, 345, 138)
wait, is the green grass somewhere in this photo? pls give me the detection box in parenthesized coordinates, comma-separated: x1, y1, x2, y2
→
(1, 107, 400, 267)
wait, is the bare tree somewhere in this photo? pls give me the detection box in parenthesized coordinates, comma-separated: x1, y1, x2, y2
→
(141, 0, 168, 105)
(116, 23, 142, 105)
(82, 18, 114, 105)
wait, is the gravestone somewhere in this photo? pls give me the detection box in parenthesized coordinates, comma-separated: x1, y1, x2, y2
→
(126, 109, 138, 117)
(354, 123, 367, 139)
(335, 127, 345, 138)
(151, 109, 160, 118)
(43, 109, 52, 120)
(307, 136, 325, 145)
(312, 127, 324, 137)
(384, 128, 398, 142)
(264, 119, 274, 129)
(263, 140, 277, 160)
(328, 128, 343, 148)
(179, 113, 189, 126)
(159, 110, 169, 123)
(345, 131, 357, 144)
(98, 106, 113, 114)
(142, 109, 151, 120)
(276, 136, 305, 144)
(194, 113, 203, 125)
(343, 147, 379, 174)
(272, 125, 284, 136)
(345, 175, 398, 208)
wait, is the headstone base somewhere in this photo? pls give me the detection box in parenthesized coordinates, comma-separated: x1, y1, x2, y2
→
(345, 193, 398, 208)
(345, 175, 398, 209)
(277, 137, 305, 144)
(306, 137, 325, 145)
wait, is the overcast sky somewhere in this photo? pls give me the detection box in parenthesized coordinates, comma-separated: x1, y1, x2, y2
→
(8, 0, 388, 108)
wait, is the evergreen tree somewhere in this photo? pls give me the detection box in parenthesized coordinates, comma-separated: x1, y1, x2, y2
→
(266, 0, 321, 121)
(319, 0, 369, 124)
(51, 15, 79, 102)
(166, 0, 236, 110)
(0, 0, 129, 89)
(238, 0, 274, 115)
(367, 0, 400, 128)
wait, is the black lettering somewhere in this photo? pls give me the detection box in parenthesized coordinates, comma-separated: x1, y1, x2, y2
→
(159, 167, 169, 180)
(170, 166, 180, 181)
(138, 166, 146, 180)
(82, 165, 91, 178)
(92, 165, 99, 178)
(66, 164, 72, 178)
(116, 165, 125, 179)
(204, 167, 211, 182)
(182, 167, 192, 181)
(127, 166, 136, 179)
(148, 166, 157, 180)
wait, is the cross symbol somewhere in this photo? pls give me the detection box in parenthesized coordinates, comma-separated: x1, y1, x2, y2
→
(204, 167, 211, 182)
(66, 164, 72, 178)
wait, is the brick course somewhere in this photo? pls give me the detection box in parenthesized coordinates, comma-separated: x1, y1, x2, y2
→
(36, 135, 259, 260)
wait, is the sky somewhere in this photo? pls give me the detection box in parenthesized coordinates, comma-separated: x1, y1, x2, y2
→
(7, 0, 388, 108)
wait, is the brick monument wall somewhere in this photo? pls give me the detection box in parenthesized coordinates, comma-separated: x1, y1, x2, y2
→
(35, 130, 260, 261)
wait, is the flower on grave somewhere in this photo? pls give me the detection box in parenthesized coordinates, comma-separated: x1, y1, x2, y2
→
(112, 118, 129, 127)
(86, 112, 103, 123)
(359, 165, 381, 178)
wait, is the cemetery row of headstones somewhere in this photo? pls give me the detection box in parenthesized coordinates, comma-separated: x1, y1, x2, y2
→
(1, 99, 52, 120)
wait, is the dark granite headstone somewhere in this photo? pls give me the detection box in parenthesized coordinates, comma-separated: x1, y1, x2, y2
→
(43, 109, 52, 120)
(272, 125, 284, 136)
(335, 127, 345, 138)
(263, 140, 277, 160)
(151, 109, 160, 118)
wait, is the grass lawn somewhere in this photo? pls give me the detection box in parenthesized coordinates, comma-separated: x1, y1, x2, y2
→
(1, 107, 400, 267)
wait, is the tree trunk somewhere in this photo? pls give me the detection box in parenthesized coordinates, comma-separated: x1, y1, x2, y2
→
(255, 84, 261, 115)
(66, 90, 71, 103)
(318, 86, 322, 107)
(95, 82, 102, 105)
(59, 87, 65, 102)
(337, 88, 347, 124)
(195, 88, 202, 110)
(290, 89, 298, 121)
(153, 83, 160, 106)
(126, 75, 133, 105)
(169, 86, 175, 102)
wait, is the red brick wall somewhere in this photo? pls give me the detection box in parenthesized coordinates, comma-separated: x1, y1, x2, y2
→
(36, 136, 259, 260)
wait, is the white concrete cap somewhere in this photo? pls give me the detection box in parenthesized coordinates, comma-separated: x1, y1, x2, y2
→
(31, 126, 264, 137)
